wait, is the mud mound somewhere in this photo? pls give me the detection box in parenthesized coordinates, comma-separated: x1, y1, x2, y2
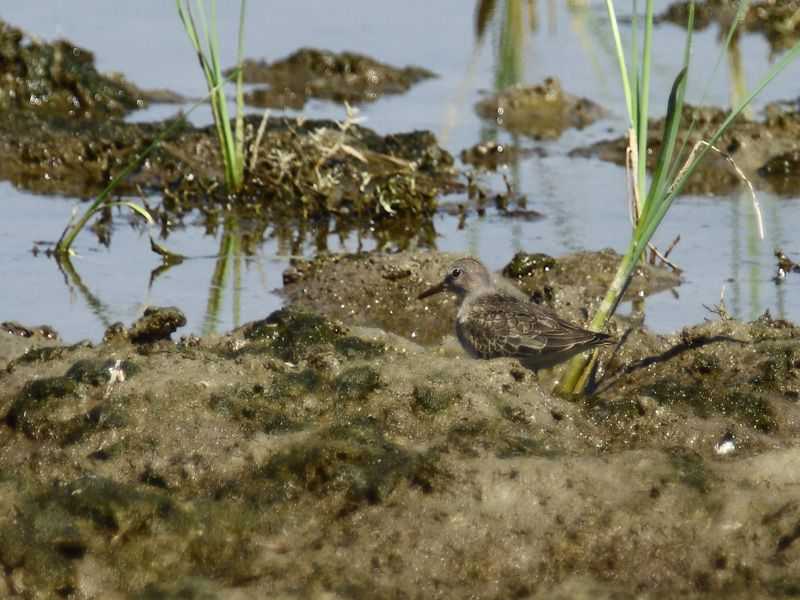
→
(3, 251, 798, 597)
(281, 249, 680, 345)
(475, 78, 606, 140)
(235, 48, 434, 109)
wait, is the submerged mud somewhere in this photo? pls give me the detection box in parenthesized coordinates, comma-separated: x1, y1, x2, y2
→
(460, 140, 537, 171)
(4, 250, 799, 598)
(572, 103, 800, 195)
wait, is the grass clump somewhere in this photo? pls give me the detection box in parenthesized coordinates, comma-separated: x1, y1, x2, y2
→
(53, 0, 251, 257)
(176, 0, 248, 193)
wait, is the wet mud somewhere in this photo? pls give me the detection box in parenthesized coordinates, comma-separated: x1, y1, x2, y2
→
(572, 102, 800, 195)
(3, 12, 800, 597)
(0, 323, 61, 371)
(281, 249, 680, 346)
(4, 250, 799, 598)
(475, 77, 606, 140)
(659, 0, 800, 53)
(0, 20, 147, 119)
(0, 19, 458, 245)
(234, 48, 435, 110)
(460, 140, 537, 171)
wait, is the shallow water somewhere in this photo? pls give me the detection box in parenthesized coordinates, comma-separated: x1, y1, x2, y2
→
(2, 0, 799, 342)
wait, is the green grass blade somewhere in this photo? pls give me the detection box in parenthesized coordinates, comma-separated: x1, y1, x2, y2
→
(234, 0, 247, 184)
(176, 1, 228, 174)
(640, 0, 690, 229)
(175, 2, 201, 60)
(57, 76, 232, 254)
(604, 0, 633, 125)
(105, 201, 155, 225)
(630, 0, 639, 139)
(667, 0, 738, 184)
(181, 1, 214, 88)
(562, 3, 799, 397)
(660, 0, 695, 189)
(666, 39, 800, 208)
(640, 67, 687, 223)
(187, 0, 243, 192)
(203, 0, 235, 188)
(636, 0, 654, 204)
(681, 0, 696, 77)
(635, 39, 800, 264)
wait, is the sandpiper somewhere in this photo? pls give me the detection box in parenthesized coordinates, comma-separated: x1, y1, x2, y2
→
(418, 257, 614, 369)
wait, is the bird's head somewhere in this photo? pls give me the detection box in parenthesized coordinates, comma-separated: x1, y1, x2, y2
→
(418, 257, 492, 301)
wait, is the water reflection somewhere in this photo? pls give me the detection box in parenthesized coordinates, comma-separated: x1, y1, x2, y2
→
(56, 255, 116, 331)
(726, 35, 751, 119)
(202, 214, 242, 335)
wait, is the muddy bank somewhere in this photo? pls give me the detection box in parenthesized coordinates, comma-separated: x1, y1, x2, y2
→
(3, 250, 798, 598)
(572, 102, 800, 195)
(281, 249, 680, 346)
(0, 323, 60, 371)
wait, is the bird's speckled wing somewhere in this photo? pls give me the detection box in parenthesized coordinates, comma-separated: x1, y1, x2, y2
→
(456, 294, 610, 361)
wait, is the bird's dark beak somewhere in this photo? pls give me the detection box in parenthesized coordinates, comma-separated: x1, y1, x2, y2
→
(418, 280, 446, 300)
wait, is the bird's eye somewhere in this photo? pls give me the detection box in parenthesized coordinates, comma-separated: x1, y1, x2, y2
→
(451, 268, 461, 278)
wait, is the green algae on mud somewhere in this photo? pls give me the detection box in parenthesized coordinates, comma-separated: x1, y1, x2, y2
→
(0, 106, 459, 251)
(241, 304, 384, 363)
(0, 108, 459, 217)
(3, 266, 800, 596)
(233, 48, 435, 110)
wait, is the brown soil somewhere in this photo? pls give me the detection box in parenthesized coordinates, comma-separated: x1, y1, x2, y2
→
(4, 249, 798, 599)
